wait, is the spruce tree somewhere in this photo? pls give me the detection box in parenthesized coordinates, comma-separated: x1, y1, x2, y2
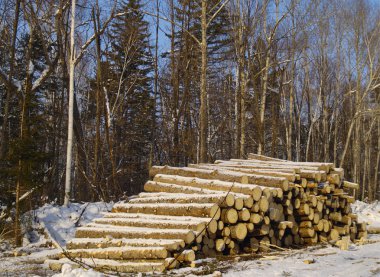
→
(107, 0, 154, 195)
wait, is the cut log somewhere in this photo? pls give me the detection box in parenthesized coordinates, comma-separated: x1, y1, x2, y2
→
(259, 196, 269, 212)
(174, 250, 196, 262)
(75, 225, 196, 244)
(221, 208, 238, 224)
(150, 166, 289, 191)
(299, 228, 315, 238)
(215, 239, 226, 252)
(66, 238, 184, 251)
(367, 226, 380, 234)
(131, 193, 235, 208)
(63, 246, 169, 260)
(238, 208, 251, 222)
(153, 175, 263, 201)
(229, 158, 334, 172)
(190, 164, 297, 182)
(93, 217, 212, 234)
(343, 181, 359, 190)
(112, 203, 221, 220)
(328, 229, 340, 241)
(250, 213, 263, 224)
(46, 258, 170, 273)
(230, 223, 248, 241)
(144, 181, 217, 195)
(259, 236, 271, 252)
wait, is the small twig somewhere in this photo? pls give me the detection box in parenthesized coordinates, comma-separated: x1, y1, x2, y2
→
(74, 203, 90, 227)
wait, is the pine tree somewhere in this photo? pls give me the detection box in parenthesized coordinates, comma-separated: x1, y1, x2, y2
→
(107, 0, 154, 195)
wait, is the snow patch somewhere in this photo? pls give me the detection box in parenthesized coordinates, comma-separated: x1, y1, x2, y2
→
(32, 202, 113, 246)
(352, 200, 380, 228)
(52, 263, 104, 277)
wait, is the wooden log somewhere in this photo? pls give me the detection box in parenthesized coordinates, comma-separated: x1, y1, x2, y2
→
(278, 221, 294, 229)
(327, 173, 340, 185)
(46, 258, 171, 273)
(215, 160, 303, 173)
(297, 203, 310, 216)
(93, 217, 217, 234)
(328, 229, 340, 241)
(75, 225, 196, 244)
(331, 168, 344, 178)
(259, 236, 271, 252)
(334, 225, 349, 236)
(221, 208, 238, 224)
(238, 208, 251, 222)
(329, 212, 342, 222)
(258, 196, 269, 213)
(218, 220, 224, 231)
(303, 234, 318, 245)
(234, 197, 244, 210)
(66, 238, 184, 251)
(221, 227, 231, 237)
(249, 237, 259, 252)
(251, 224, 270, 236)
(153, 175, 263, 201)
(246, 222, 255, 232)
(250, 213, 263, 224)
(230, 223, 248, 241)
(112, 203, 221, 220)
(231, 158, 334, 172)
(215, 239, 226, 252)
(299, 228, 315, 238)
(131, 193, 235, 208)
(150, 166, 289, 191)
(63, 246, 169, 260)
(144, 181, 218, 195)
(314, 221, 324, 232)
(367, 226, 380, 234)
(299, 221, 312, 228)
(174, 250, 196, 262)
(190, 164, 297, 182)
(343, 181, 359, 190)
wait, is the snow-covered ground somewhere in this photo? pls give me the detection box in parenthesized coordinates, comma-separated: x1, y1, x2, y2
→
(0, 200, 379, 277)
(31, 201, 114, 247)
(0, 202, 113, 276)
(225, 235, 380, 277)
(352, 200, 380, 229)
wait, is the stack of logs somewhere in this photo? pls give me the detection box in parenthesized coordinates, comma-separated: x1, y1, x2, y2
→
(46, 154, 366, 273)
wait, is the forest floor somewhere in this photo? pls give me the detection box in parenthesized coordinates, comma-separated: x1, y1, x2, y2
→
(0, 201, 379, 277)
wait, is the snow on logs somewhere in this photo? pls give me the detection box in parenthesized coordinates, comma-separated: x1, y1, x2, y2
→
(47, 154, 365, 274)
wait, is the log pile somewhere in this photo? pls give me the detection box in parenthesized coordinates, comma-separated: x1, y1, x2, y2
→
(46, 154, 366, 273)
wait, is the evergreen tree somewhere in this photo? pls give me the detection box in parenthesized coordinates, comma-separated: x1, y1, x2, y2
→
(107, 0, 154, 195)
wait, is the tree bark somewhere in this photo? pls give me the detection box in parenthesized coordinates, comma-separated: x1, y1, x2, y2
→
(200, 0, 208, 163)
(64, 0, 76, 206)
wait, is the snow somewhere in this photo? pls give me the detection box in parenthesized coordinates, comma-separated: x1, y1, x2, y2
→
(28, 61, 34, 74)
(32, 202, 113, 246)
(52, 263, 104, 277)
(224, 236, 380, 277)
(352, 200, 380, 228)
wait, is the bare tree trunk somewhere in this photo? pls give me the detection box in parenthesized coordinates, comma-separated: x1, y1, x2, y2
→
(258, 1, 269, 155)
(93, 7, 102, 200)
(234, 65, 241, 157)
(375, 119, 380, 200)
(149, 0, 159, 169)
(0, 0, 21, 159)
(15, 24, 34, 246)
(64, 0, 76, 207)
(200, 0, 208, 163)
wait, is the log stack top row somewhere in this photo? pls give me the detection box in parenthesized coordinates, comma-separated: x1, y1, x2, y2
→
(46, 154, 365, 274)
